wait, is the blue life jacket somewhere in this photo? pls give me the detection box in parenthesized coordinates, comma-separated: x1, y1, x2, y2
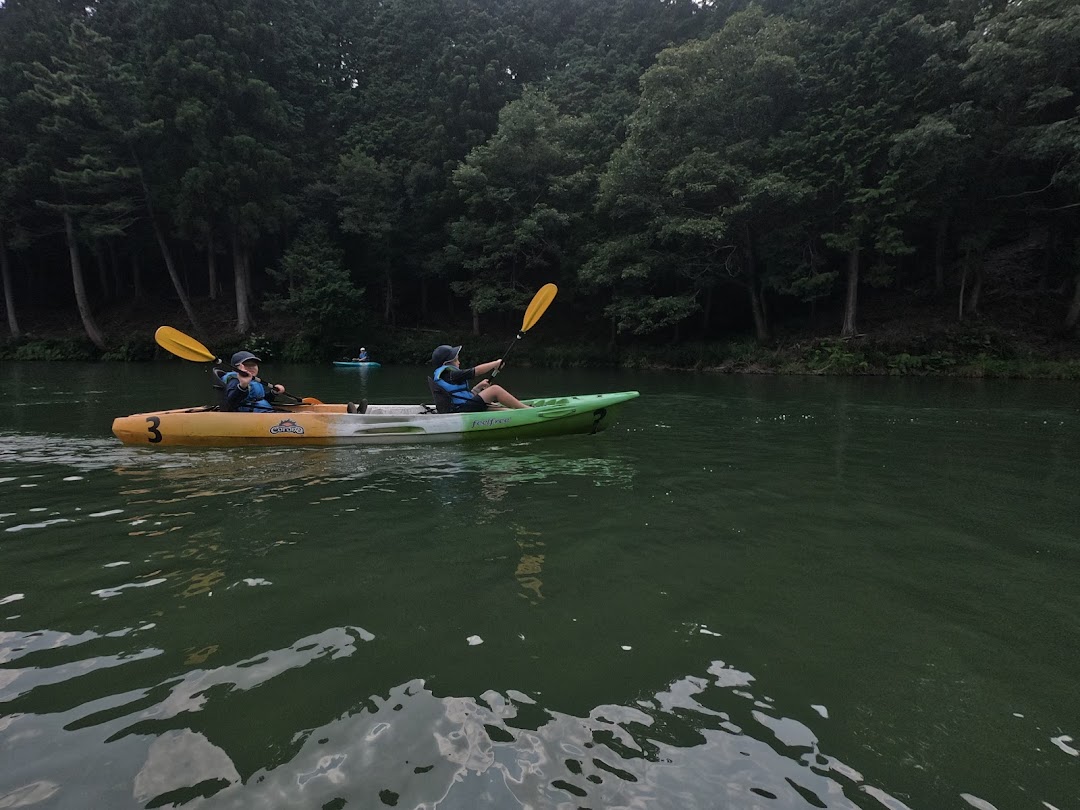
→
(433, 364, 476, 407)
(223, 371, 274, 412)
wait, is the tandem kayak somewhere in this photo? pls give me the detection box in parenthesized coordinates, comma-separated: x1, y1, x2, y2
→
(112, 391, 640, 447)
(332, 361, 381, 368)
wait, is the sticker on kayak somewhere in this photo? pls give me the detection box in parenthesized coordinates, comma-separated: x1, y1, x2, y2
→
(470, 417, 512, 428)
(269, 418, 306, 435)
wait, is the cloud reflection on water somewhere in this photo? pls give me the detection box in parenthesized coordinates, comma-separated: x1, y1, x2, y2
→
(184, 658, 906, 810)
(0, 616, 912, 809)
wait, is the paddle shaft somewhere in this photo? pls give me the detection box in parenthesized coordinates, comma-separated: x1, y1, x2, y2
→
(491, 283, 557, 378)
(491, 332, 524, 377)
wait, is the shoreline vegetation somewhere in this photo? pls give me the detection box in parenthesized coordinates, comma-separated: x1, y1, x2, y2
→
(3, 300, 1078, 380)
(3, 1, 1079, 377)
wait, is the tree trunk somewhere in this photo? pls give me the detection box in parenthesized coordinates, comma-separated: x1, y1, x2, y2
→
(0, 229, 21, 338)
(63, 211, 107, 350)
(149, 211, 204, 337)
(965, 264, 983, 316)
(472, 307, 480, 336)
(93, 241, 110, 300)
(207, 233, 218, 301)
(107, 239, 122, 297)
(131, 252, 144, 302)
(841, 245, 860, 337)
(934, 211, 949, 293)
(232, 230, 252, 334)
(244, 248, 255, 308)
(1064, 267, 1080, 330)
(383, 269, 394, 324)
(133, 157, 204, 336)
(958, 263, 967, 321)
(701, 285, 712, 335)
(1038, 225, 1055, 294)
(743, 225, 769, 341)
(749, 282, 769, 342)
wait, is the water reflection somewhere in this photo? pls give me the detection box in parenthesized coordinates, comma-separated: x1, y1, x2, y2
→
(513, 525, 545, 603)
(2, 615, 921, 809)
(3, 369, 1078, 810)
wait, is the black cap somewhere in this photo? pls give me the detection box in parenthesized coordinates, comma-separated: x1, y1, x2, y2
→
(231, 350, 261, 366)
(430, 344, 461, 366)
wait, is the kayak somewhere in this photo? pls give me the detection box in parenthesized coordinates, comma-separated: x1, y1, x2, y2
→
(112, 391, 640, 447)
(332, 361, 381, 368)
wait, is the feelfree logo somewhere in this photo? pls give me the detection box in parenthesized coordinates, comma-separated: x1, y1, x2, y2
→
(470, 417, 512, 428)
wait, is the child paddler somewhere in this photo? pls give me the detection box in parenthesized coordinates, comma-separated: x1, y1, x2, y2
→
(222, 351, 287, 412)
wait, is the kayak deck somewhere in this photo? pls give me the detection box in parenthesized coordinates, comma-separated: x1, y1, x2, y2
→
(112, 391, 640, 447)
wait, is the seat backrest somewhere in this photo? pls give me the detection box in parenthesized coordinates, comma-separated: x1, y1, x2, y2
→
(212, 368, 228, 408)
(426, 376, 454, 414)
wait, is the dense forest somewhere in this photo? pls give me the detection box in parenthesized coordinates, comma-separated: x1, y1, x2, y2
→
(0, 0, 1078, 370)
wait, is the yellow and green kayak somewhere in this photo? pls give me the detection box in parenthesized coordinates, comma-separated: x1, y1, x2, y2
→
(112, 391, 640, 447)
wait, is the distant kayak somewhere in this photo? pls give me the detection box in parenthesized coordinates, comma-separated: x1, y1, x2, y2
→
(333, 361, 381, 368)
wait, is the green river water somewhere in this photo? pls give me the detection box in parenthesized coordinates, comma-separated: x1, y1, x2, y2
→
(0, 361, 1077, 810)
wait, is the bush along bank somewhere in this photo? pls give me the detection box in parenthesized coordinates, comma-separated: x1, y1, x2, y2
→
(3, 325, 1080, 379)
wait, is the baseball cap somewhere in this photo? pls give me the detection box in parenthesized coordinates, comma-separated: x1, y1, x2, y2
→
(231, 350, 262, 366)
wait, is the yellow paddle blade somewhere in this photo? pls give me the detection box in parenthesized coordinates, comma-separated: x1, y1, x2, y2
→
(155, 326, 216, 363)
(521, 283, 558, 332)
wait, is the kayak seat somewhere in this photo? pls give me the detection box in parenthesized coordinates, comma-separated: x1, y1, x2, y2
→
(426, 376, 454, 414)
(211, 368, 227, 408)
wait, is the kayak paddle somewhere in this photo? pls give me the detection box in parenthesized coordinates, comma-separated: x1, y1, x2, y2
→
(154, 326, 323, 404)
(491, 283, 557, 377)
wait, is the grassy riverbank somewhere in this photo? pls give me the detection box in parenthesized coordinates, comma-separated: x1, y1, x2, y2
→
(3, 300, 1079, 379)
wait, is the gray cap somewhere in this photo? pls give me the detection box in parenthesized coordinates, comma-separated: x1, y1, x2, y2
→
(430, 344, 461, 366)
(231, 350, 262, 366)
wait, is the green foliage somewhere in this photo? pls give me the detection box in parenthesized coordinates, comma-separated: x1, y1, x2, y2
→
(606, 294, 698, 336)
(101, 336, 157, 361)
(2, 337, 98, 361)
(265, 223, 366, 344)
(532, 343, 614, 369)
(278, 334, 319, 363)
(236, 332, 275, 360)
(588, 6, 814, 339)
(446, 89, 593, 322)
(0, 0, 1078, 362)
(885, 351, 957, 375)
(24, 21, 142, 236)
(806, 340, 871, 374)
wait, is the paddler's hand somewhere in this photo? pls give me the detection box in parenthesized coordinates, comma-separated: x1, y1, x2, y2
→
(235, 365, 252, 387)
(473, 379, 490, 393)
(269, 384, 285, 395)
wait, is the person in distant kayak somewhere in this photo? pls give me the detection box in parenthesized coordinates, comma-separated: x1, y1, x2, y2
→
(353, 347, 369, 361)
(222, 351, 286, 412)
(430, 344, 530, 412)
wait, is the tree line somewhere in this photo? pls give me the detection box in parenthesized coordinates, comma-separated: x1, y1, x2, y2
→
(1, 0, 1077, 354)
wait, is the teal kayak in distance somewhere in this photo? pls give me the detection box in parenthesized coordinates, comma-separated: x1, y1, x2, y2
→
(333, 361, 381, 368)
